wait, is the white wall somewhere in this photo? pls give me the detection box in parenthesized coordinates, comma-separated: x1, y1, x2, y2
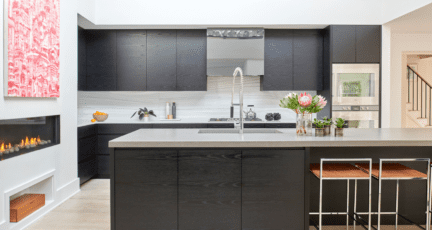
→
(94, 0, 383, 26)
(0, 0, 79, 228)
(78, 0, 96, 23)
(417, 57, 432, 84)
(382, 0, 432, 24)
(388, 33, 432, 128)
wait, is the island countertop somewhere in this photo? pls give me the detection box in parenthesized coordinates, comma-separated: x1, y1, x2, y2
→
(108, 128, 432, 148)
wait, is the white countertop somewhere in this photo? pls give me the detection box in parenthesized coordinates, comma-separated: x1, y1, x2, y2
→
(108, 128, 432, 148)
(78, 117, 294, 127)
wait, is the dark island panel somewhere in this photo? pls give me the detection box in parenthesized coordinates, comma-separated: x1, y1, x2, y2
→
(242, 150, 305, 230)
(114, 149, 178, 230)
(178, 150, 242, 230)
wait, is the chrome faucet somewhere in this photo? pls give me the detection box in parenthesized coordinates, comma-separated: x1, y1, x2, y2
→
(230, 67, 244, 134)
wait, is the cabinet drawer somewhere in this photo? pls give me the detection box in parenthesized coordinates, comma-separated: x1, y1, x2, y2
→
(244, 123, 265, 128)
(265, 123, 295, 129)
(207, 123, 235, 129)
(78, 135, 98, 163)
(78, 156, 97, 185)
(78, 125, 97, 139)
(98, 124, 152, 134)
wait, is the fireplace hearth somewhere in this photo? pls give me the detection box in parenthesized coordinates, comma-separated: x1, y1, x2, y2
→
(0, 115, 60, 161)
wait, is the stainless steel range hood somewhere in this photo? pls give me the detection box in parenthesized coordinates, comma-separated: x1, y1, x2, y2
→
(207, 29, 264, 76)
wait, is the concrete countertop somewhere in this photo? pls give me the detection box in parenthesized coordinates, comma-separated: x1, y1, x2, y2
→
(109, 128, 432, 148)
(78, 117, 294, 127)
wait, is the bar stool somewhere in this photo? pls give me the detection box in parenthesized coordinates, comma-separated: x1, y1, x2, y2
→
(356, 159, 430, 230)
(310, 158, 372, 230)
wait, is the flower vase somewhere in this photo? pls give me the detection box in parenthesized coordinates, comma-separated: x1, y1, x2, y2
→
(296, 113, 312, 136)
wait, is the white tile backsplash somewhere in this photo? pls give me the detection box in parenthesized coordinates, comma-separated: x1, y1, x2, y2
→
(78, 76, 316, 123)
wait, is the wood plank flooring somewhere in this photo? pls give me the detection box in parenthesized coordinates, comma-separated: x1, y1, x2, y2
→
(25, 179, 425, 230)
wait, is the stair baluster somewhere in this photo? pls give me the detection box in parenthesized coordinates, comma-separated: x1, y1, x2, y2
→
(407, 65, 432, 127)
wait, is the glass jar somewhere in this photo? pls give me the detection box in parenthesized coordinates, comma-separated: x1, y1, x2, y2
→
(296, 113, 312, 136)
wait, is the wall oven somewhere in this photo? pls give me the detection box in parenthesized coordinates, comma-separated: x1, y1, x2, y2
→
(332, 64, 380, 128)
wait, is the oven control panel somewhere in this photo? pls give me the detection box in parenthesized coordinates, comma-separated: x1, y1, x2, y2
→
(332, 105, 379, 111)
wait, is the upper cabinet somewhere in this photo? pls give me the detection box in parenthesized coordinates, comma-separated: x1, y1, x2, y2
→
(176, 30, 207, 91)
(331, 25, 381, 63)
(263, 30, 294, 91)
(263, 29, 323, 91)
(86, 30, 117, 91)
(147, 30, 177, 91)
(116, 30, 147, 91)
(80, 29, 207, 91)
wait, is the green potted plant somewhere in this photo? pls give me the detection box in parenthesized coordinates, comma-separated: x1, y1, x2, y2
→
(334, 118, 346, 137)
(313, 118, 325, 137)
(322, 116, 332, 136)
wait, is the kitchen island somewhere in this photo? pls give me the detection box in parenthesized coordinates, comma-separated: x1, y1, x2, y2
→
(109, 128, 432, 230)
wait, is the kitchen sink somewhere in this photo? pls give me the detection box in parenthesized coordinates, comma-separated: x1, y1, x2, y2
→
(198, 129, 283, 134)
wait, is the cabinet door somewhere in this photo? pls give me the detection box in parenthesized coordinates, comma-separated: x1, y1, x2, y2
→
(177, 30, 207, 91)
(98, 134, 122, 155)
(178, 150, 241, 229)
(147, 30, 177, 91)
(78, 27, 86, 91)
(263, 29, 293, 90)
(117, 30, 147, 91)
(331, 25, 356, 63)
(356, 25, 381, 63)
(86, 30, 117, 91)
(78, 155, 97, 185)
(78, 135, 97, 163)
(242, 150, 305, 230)
(115, 149, 178, 230)
(293, 30, 323, 90)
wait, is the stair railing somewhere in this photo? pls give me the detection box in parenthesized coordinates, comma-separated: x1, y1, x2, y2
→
(407, 65, 431, 126)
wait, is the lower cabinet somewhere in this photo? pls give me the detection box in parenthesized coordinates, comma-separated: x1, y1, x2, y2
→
(114, 150, 178, 230)
(78, 156, 97, 184)
(112, 148, 306, 230)
(242, 150, 305, 229)
(178, 150, 241, 229)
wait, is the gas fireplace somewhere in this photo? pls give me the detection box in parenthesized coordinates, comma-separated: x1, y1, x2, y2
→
(0, 115, 60, 161)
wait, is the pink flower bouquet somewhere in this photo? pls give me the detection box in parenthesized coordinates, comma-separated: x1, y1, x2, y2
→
(279, 92, 327, 114)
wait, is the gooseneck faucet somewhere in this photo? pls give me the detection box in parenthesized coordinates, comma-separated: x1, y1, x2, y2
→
(230, 67, 244, 134)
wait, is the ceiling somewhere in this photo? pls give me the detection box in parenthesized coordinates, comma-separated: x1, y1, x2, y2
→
(387, 3, 432, 33)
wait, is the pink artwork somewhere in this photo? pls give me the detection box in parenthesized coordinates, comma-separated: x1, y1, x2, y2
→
(6, 0, 60, 97)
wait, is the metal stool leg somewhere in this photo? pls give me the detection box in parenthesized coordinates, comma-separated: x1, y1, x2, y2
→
(395, 179, 399, 230)
(354, 179, 357, 230)
(427, 161, 431, 230)
(347, 179, 350, 229)
(319, 161, 323, 230)
(369, 162, 372, 230)
(378, 160, 383, 230)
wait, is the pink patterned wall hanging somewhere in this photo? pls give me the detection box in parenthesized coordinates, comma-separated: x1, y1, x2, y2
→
(5, 0, 60, 97)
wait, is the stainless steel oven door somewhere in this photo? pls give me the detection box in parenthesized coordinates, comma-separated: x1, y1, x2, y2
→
(332, 64, 380, 106)
(332, 111, 379, 128)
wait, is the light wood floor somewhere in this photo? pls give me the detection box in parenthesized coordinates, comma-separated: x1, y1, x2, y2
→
(25, 179, 425, 230)
(26, 179, 110, 230)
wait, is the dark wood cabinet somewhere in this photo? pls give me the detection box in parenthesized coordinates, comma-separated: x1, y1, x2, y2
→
(331, 25, 356, 63)
(116, 30, 147, 91)
(153, 123, 207, 129)
(78, 135, 97, 163)
(78, 27, 86, 91)
(265, 123, 295, 128)
(176, 30, 207, 91)
(331, 25, 381, 63)
(114, 149, 178, 230)
(78, 155, 97, 185)
(147, 30, 177, 91)
(263, 29, 323, 91)
(178, 150, 241, 229)
(98, 134, 122, 155)
(207, 123, 235, 129)
(244, 123, 265, 128)
(86, 30, 117, 91)
(293, 30, 323, 90)
(263, 29, 294, 90)
(355, 25, 381, 63)
(242, 150, 305, 230)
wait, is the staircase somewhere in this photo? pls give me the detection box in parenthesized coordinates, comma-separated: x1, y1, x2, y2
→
(406, 66, 432, 128)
